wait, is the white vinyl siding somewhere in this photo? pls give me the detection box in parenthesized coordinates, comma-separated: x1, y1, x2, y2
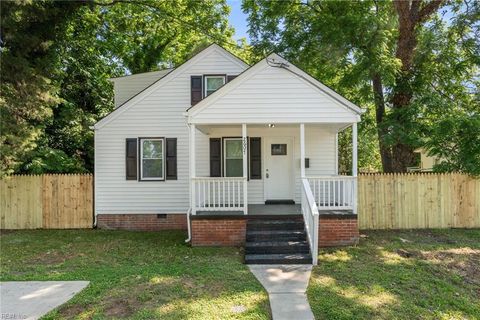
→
(95, 47, 246, 214)
(190, 62, 359, 124)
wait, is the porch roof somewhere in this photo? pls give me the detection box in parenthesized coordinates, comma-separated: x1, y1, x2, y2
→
(187, 53, 364, 125)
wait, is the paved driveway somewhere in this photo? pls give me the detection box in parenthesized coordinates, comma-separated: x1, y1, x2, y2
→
(0, 281, 89, 320)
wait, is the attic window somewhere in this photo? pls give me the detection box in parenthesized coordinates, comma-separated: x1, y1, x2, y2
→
(205, 75, 225, 97)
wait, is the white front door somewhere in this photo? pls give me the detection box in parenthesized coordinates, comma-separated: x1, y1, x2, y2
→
(265, 137, 294, 200)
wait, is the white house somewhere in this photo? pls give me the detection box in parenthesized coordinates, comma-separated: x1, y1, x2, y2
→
(94, 44, 363, 264)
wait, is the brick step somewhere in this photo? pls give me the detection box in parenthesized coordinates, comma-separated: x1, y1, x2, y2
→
(245, 253, 312, 264)
(247, 220, 305, 231)
(246, 230, 307, 242)
(245, 240, 310, 254)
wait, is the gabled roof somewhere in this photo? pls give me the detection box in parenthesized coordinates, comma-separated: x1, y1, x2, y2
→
(187, 53, 363, 118)
(94, 44, 249, 130)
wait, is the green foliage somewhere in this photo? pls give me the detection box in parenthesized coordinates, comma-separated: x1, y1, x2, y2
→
(1, 0, 243, 175)
(0, 1, 84, 175)
(243, 0, 479, 174)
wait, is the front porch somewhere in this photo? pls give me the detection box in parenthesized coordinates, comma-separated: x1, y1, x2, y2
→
(188, 122, 359, 265)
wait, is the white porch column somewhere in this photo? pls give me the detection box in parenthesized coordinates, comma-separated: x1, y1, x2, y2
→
(190, 124, 196, 215)
(352, 122, 358, 214)
(300, 123, 305, 178)
(242, 123, 248, 215)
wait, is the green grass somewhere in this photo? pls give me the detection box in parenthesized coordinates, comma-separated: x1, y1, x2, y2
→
(0, 230, 270, 319)
(308, 229, 480, 320)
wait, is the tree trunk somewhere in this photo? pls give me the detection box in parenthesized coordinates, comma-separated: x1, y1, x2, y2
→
(371, 72, 393, 172)
(389, 0, 444, 172)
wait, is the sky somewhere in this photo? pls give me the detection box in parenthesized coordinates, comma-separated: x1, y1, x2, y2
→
(227, 0, 251, 42)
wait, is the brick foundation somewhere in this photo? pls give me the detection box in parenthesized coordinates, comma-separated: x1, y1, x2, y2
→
(97, 214, 187, 231)
(319, 213, 359, 247)
(191, 217, 247, 246)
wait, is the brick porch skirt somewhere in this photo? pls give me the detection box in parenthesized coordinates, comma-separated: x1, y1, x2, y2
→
(96, 213, 359, 248)
(318, 213, 359, 247)
(97, 214, 187, 231)
(190, 216, 247, 247)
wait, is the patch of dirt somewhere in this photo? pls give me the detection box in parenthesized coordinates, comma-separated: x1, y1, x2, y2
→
(396, 249, 418, 259)
(103, 298, 135, 318)
(59, 304, 91, 319)
(29, 251, 78, 265)
(396, 247, 480, 286)
(420, 248, 480, 286)
(0, 230, 16, 236)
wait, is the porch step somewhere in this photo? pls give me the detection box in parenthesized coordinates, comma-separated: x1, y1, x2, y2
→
(245, 217, 312, 264)
(245, 253, 312, 264)
(246, 230, 307, 242)
(245, 240, 310, 254)
(247, 220, 305, 231)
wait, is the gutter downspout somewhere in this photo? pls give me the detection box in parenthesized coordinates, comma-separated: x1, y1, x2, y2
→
(90, 125, 98, 228)
(184, 114, 192, 243)
(185, 208, 192, 243)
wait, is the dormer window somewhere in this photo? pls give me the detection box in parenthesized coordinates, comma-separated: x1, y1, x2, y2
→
(204, 75, 226, 96)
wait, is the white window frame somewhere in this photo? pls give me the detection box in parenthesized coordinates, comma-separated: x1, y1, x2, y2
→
(223, 137, 243, 177)
(139, 137, 165, 181)
(204, 75, 226, 97)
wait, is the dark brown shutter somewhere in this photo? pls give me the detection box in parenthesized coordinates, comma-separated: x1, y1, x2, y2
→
(191, 75, 202, 105)
(227, 75, 237, 82)
(166, 138, 177, 180)
(126, 138, 137, 180)
(250, 137, 261, 179)
(210, 138, 222, 177)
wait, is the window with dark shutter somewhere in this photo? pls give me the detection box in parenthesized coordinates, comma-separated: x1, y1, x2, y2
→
(126, 138, 137, 180)
(166, 138, 177, 180)
(250, 137, 261, 179)
(227, 75, 237, 82)
(210, 138, 222, 177)
(191, 76, 202, 105)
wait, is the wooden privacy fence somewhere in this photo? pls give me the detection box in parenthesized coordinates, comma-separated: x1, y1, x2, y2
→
(1, 174, 93, 229)
(1, 173, 479, 230)
(358, 173, 480, 229)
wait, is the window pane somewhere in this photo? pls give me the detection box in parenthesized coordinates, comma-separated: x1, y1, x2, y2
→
(226, 140, 242, 158)
(226, 159, 243, 177)
(206, 77, 224, 91)
(142, 159, 163, 178)
(271, 144, 287, 155)
(143, 140, 163, 158)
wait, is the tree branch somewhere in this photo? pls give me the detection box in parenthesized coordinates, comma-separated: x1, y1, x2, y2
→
(416, 0, 445, 23)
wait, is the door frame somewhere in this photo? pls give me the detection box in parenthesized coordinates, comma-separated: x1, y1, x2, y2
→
(263, 136, 295, 201)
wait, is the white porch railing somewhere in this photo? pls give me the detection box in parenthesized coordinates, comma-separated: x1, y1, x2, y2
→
(301, 178, 319, 265)
(307, 176, 356, 210)
(191, 177, 247, 214)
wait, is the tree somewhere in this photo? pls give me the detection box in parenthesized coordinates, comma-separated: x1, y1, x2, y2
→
(243, 0, 478, 173)
(1, 0, 243, 175)
(0, 1, 85, 175)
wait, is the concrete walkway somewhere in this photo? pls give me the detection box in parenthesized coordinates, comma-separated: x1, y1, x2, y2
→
(0, 281, 89, 320)
(249, 265, 314, 320)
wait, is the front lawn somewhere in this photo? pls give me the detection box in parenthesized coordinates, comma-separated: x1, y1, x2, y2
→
(0, 230, 270, 319)
(308, 229, 480, 320)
